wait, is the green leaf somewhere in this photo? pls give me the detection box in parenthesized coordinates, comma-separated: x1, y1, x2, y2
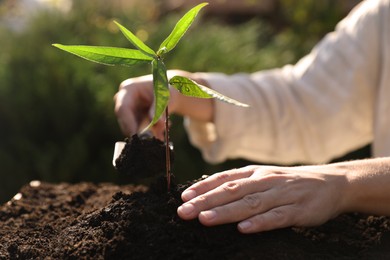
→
(169, 76, 212, 98)
(158, 2, 208, 55)
(144, 59, 170, 131)
(114, 21, 156, 58)
(52, 44, 153, 66)
(169, 76, 249, 107)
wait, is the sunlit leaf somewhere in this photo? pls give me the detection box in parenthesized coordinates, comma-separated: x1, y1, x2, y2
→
(143, 59, 170, 131)
(158, 3, 208, 55)
(52, 44, 153, 66)
(169, 76, 249, 107)
(169, 76, 212, 98)
(114, 21, 156, 58)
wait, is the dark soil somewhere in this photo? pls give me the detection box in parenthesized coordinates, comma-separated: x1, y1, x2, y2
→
(1, 135, 389, 259)
(115, 133, 174, 180)
(0, 179, 390, 259)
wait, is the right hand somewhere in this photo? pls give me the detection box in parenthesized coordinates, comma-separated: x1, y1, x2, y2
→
(177, 164, 349, 233)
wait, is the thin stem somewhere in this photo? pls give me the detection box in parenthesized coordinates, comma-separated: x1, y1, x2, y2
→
(165, 107, 171, 191)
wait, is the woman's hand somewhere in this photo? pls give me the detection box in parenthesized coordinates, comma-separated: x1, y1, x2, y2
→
(114, 74, 165, 139)
(177, 164, 350, 233)
(114, 70, 213, 139)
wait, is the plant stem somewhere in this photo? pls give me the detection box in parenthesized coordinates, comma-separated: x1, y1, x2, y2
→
(165, 107, 171, 191)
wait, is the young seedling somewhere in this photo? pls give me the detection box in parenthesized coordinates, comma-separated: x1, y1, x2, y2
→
(52, 2, 248, 191)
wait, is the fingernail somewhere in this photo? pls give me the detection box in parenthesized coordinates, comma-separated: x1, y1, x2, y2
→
(238, 220, 252, 231)
(178, 203, 195, 216)
(200, 210, 217, 221)
(182, 190, 196, 201)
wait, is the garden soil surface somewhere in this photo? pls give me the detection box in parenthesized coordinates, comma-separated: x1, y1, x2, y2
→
(1, 135, 390, 259)
(0, 179, 390, 259)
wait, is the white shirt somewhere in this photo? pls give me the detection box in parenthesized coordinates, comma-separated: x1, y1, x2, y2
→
(184, 0, 390, 165)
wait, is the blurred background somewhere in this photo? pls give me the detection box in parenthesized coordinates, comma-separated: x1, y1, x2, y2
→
(0, 0, 366, 203)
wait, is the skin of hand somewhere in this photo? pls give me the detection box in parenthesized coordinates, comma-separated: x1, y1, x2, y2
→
(114, 70, 213, 140)
(177, 158, 390, 233)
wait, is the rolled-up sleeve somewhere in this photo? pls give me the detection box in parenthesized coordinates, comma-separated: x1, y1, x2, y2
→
(185, 0, 384, 165)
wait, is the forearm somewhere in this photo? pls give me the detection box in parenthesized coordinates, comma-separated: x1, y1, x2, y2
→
(342, 157, 390, 216)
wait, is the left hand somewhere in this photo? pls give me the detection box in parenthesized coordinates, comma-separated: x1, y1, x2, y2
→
(177, 164, 349, 233)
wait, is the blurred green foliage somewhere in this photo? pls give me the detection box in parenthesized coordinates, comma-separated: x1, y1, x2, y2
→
(0, 0, 356, 202)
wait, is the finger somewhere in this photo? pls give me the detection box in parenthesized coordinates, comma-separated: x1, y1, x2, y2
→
(114, 91, 137, 136)
(115, 77, 154, 136)
(179, 171, 296, 222)
(181, 166, 258, 202)
(197, 188, 291, 226)
(148, 103, 166, 140)
(237, 205, 299, 233)
(117, 116, 137, 137)
(178, 177, 272, 220)
(151, 119, 166, 141)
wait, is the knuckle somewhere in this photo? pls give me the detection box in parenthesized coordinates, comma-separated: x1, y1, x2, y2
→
(240, 165, 256, 172)
(271, 209, 289, 227)
(259, 168, 277, 177)
(242, 194, 262, 210)
(215, 172, 230, 182)
(196, 195, 211, 207)
(221, 182, 241, 195)
(119, 79, 132, 90)
(113, 91, 127, 114)
(251, 209, 290, 232)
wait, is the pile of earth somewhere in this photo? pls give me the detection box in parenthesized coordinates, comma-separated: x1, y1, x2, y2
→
(0, 178, 389, 259)
(1, 134, 389, 259)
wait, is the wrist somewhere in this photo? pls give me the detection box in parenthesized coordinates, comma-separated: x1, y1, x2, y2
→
(333, 163, 356, 215)
(167, 70, 194, 115)
(335, 158, 390, 215)
(168, 71, 214, 122)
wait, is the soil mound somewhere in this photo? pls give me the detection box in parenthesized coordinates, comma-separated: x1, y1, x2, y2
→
(0, 179, 389, 259)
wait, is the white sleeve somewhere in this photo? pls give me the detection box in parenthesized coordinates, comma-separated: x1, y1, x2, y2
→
(184, 0, 382, 165)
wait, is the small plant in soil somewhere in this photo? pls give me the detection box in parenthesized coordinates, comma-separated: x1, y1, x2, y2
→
(53, 2, 248, 190)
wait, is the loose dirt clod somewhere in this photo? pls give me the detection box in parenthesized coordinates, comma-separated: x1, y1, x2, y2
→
(114, 134, 174, 180)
